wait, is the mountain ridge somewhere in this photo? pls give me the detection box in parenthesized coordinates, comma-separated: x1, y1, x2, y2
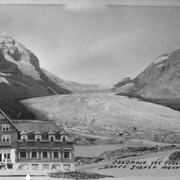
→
(114, 48, 180, 110)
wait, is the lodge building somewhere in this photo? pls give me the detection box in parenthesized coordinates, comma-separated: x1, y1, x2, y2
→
(0, 109, 75, 171)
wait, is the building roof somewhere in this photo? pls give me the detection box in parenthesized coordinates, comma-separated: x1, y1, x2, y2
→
(0, 110, 74, 143)
(60, 130, 68, 135)
(20, 130, 27, 135)
(12, 120, 74, 142)
(0, 109, 18, 131)
(12, 120, 61, 134)
(48, 129, 56, 135)
(34, 130, 42, 135)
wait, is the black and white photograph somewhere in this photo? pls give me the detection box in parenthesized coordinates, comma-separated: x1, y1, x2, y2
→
(0, 0, 180, 179)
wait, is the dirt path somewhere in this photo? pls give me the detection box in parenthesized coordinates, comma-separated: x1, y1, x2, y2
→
(129, 139, 180, 146)
(77, 150, 180, 178)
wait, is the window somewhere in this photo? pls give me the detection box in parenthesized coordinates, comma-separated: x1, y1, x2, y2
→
(31, 150, 38, 158)
(2, 150, 11, 161)
(19, 151, 27, 159)
(52, 164, 60, 170)
(32, 164, 39, 170)
(35, 135, 42, 142)
(62, 137, 66, 142)
(4, 153, 11, 159)
(63, 164, 71, 171)
(42, 164, 50, 170)
(61, 135, 67, 142)
(21, 135, 28, 142)
(49, 135, 55, 142)
(64, 152, 70, 159)
(20, 164, 28, 170)
(2, 135, 10, 143)
(63, 149, 71, 159)
(42, 150, 48, 158)
(52, 149, 59, 158)
(2, 124, 10, 131)
(7, 153, 10, 159)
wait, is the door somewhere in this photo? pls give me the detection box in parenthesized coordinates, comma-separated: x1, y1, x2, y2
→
(0, 153, 2, 162)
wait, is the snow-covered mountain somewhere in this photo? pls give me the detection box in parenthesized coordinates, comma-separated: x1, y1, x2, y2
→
(114, 49, 180, 110)
(0, 33, 105, 117)
(0, 33, 70, 96)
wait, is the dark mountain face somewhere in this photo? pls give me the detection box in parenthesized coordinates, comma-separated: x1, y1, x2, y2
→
(0, 33, 70, 118)
(114, 49, 180, 110)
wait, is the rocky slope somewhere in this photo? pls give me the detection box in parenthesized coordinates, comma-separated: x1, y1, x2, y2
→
(114, 49, 180, 110)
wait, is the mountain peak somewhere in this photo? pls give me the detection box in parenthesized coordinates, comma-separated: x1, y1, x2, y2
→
(0, 32, 15, 44)
(0, 31, 12, 37)
(0, 32, 16, 51)
(0, 32, 42, 79)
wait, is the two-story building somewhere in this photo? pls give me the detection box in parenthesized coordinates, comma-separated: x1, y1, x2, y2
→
(0, 109, 75, 171)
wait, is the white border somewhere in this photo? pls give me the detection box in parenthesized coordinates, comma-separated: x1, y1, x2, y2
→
(0, 0, 179, 6)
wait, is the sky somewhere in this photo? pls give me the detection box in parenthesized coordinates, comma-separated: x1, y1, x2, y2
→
(0, 0, 180, 85)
